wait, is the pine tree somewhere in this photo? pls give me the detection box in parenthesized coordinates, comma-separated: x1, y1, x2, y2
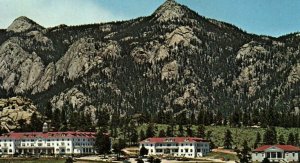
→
(166, 126, 173, 137)
(278, 134, 285, 145)
(190, 112, 196, 125)
(112, 138, 126, 159)
(287, 133, 295, 145)
(254, 132, 261, 149)
(94, 129, 111, 157)
(52, 108, 61, 131)
(130, 128, 139, 145)
(263, 127, 277, 145)
(158, 129, 166, 137)
(223, 129, 233, 149)
(178, 124, 184, 137)
(294, 133, 299, 146)
(140, 129, 146, 141)
(30, 112, 43, 132)
(146, 123, 156, 138)
(236, 140, 251, 163)
(45, 102, 53, 120)
(196, 125, 205, 138)
(186, 125, 193, 137)
(96, 108, 110, 130)
(139, 144, 148, 156)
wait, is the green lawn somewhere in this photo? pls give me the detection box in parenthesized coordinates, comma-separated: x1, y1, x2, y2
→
(206, 152, 238, 161)
(137, 124, 300, 148)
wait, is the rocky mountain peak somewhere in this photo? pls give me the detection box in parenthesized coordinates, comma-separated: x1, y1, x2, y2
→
(7, 16, 44, 33)
(153, 0, 186, 22)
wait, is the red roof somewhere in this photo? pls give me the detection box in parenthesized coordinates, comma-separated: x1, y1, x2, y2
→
(254, 145, 300, 152)
(0, 132, 96, 140)
(140, 137, 208, 143)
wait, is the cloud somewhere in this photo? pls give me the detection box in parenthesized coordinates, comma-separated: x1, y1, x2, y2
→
(0, 0, 122, 29)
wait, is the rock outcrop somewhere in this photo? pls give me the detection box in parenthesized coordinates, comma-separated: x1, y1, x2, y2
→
(0, 97, 39, 132)
(7, 16, 44, 33)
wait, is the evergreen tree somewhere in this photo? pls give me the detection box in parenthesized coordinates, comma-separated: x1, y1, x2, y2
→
(140, 129, 146, 141)
(294, 133, 299, 146)
(263, 127, 277, 145)
(112, 138, 126, 159)
(236, 140, 251, 163)
(146, 123, 156, 138)
(206, 130, 212, 141)
(130, 128, 139, 145)
(45, 102, 53, 120)
(186, 125, 193, 137)
(254, 132, 261, 149)
(30, 112, 43, 132)
(178, 124, 184, 137)
(197, 125, 205, 138)
(287, 133, 295, 145)
(197, 110, 204, 125)
(52, 108, 61, 131)
(278, 134, 285, 145)
(139, 144, 148, 156)
(96, 108, 110, 130)
(94, 129, 111, 157)
(60, 109, 68, 131)
(158, 129, 166, 137)
(190, 112, 196, 125)
(223, 129, 233, 149)
(166, 126, 173, 137)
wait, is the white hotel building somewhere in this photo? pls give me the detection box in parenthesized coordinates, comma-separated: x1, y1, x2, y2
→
(0, 125, 96, 156)
(140, 137, 210, 158)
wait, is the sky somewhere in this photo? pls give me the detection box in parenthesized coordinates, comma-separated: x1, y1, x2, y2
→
(0, 0, 300, 37)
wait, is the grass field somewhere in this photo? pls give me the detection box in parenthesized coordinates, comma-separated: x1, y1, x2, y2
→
(137, 124, 300, 148)
(206, 151, 238, 161)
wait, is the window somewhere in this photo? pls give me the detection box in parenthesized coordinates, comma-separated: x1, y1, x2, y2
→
(277, 152, 282, 158)
(185, 149, 188, 153)
(271, 152, 276, 158)
(181, 149, 183, 152)
(156, 149, 162, 153)
(293, 153, 295, 157)
(190, 149, 193, 152)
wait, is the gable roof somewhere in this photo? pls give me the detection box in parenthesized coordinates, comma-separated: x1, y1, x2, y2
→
(0, 132, 96, 140)
(254, 145, 300, 152)
(140, 137, 208, 143)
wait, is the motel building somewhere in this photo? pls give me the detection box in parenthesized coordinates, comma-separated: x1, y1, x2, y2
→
(0, 123, 96, 156)
(139, 137, 210, 158)
(252, 145, 300, 162)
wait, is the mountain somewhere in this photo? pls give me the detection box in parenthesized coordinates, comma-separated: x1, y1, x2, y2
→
(0, 0, 299, 127)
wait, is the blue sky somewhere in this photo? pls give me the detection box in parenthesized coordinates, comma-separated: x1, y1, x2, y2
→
(0, 0, 300, 37)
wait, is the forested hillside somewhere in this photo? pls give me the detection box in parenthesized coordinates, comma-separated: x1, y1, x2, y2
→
(0, 0, 299, 132)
